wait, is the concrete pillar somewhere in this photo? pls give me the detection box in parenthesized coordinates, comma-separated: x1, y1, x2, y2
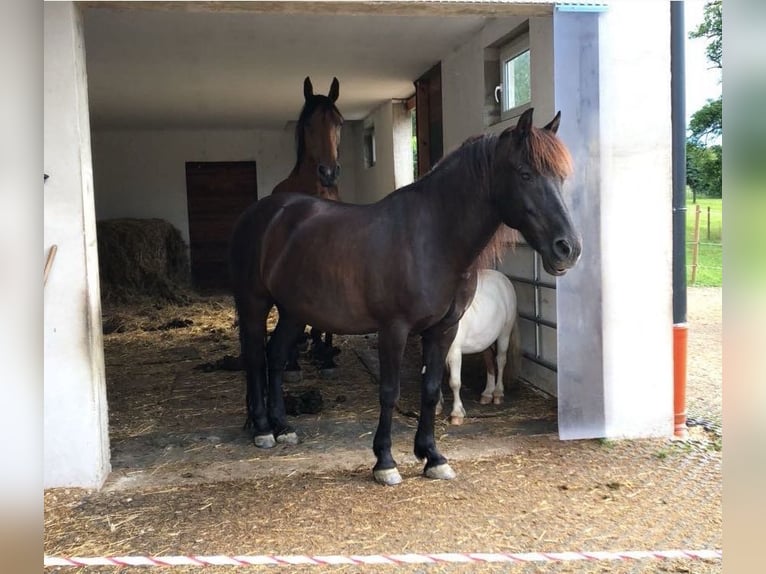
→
(44, 1, 110, 488)
(554, 5, 673, 439)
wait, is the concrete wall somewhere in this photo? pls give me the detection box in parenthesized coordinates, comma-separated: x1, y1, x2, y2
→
(91, 126, 360, 244)
(44, 1, 110, 488)
(352, 101, 397, 204)
(345, 100, 414, 203)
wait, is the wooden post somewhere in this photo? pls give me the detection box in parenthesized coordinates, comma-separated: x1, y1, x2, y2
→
(690, 204, 701, 284)
(707, 206, 711, 240)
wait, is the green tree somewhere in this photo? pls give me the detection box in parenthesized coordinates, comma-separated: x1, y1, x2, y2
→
(689, 0, 721, 70)
(687, 141, 722, 198)
(689, 95, 722, 146)
(686, 0, 722, 199)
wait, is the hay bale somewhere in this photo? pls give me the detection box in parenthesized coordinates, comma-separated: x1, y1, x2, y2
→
(97, 218, 192, 304)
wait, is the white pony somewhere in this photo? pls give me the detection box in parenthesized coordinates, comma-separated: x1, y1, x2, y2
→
(437, 269, 521, 425)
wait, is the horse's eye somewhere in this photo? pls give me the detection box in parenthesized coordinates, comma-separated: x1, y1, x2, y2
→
(520, 172, 532, 182)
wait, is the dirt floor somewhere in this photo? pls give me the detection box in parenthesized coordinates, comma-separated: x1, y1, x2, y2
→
(44, 287, 722, 573)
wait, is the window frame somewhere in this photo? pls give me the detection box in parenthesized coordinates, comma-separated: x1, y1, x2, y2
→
(499, 32, 532, 122)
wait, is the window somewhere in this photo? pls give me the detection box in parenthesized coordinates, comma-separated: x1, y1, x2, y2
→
(499, 32, 531, 121)
(363, 125, 376, 168)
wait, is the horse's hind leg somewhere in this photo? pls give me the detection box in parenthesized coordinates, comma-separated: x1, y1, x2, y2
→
(372, 324, 409, 486)
(416, 324, 458, 480)
(445, 347, 466, 425)
(491, 330, 512, 405)
(266, 312, 305, 445)
(480, 346, 497, 404)
(309, 329, 338, 378)
(319, 332, 338, 379)
(237, 297, 274, 448)
(283, 333, 303, 383)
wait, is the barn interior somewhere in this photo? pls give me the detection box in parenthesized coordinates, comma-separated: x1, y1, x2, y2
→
(82, 1, 563, 486)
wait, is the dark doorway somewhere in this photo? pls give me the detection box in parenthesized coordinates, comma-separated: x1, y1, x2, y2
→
(414, 63, 444, 178)
(185, 161, 257, 290)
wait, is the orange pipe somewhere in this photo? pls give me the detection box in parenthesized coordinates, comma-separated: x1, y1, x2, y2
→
(673, 323, 688, 438)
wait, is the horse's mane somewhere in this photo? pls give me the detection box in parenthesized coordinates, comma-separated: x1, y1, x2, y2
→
(294, 96, 344, 173)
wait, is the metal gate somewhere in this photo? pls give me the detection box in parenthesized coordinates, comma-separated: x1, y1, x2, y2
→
(499, 243, 558, 396)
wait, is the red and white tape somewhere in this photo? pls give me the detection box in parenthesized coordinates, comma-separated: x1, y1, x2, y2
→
(45, 549, 722, 567)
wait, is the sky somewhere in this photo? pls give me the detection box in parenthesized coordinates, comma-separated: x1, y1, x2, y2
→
(684, 0, 722, 122)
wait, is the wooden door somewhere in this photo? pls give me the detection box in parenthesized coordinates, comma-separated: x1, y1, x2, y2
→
(185, 161, 257, 290)
(414, 63, 443, 178)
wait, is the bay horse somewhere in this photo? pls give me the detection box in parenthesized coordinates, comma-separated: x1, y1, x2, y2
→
(229, 108, 581, 485)
(272, 76, 344, 378)
(436, 268, 521, 425)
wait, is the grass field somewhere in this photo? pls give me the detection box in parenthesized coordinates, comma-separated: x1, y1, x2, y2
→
(686, 193, 722, 286)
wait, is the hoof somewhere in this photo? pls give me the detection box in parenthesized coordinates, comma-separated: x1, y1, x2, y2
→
(449, 415, 464, 426)
(276, 431, 299, 445)
(424, 463, 456, 480)
(319, 368, 337, 379)
(253, 434, 276, 448)
(373, 468, 402, 486)
(479, 394, 493, 405)
(492, 395, 504, 405)
(283, 370, 302, 383)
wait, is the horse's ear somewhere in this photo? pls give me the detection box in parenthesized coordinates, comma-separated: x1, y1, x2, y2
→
(329, 77, 340, 103)
(515, 107, 535, 138)
(544, 111, 561, 134)
(304, 77, 314, 101)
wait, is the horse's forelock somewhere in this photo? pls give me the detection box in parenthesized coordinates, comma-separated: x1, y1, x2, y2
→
(297, 97, 343, 131)
(525, 127, 573, 179)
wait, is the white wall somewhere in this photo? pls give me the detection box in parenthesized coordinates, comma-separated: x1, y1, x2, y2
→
(352, 101, 396, 204)
(392, 101, 415, 190)
(91, 125, 360, 243)
(597, 2, 673, 438)
(44, 1, 110, 488)
(441, 16, 554, 152)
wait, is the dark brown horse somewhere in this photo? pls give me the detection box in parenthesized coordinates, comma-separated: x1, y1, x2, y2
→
(229, 108, 581, 485)
(272, 76, 344, 377)
(272, 76, 343, 199)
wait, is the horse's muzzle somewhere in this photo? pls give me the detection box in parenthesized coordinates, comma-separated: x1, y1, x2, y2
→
(318, 164, 341, 187)
(545, 235, 582, 276)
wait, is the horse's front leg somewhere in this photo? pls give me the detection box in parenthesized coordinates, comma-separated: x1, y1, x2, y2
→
(372, 324, 409, 486)
(238, 299, 273, 448)
(265, 314, 304, 445)
(416, 324, 458, 480)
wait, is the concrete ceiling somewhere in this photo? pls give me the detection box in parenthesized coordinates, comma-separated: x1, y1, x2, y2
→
(81, 3, 548, 129)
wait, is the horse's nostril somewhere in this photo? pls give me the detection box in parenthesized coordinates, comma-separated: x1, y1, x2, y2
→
(318, 165, 337, 183)
(554, 238, 573, 260)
